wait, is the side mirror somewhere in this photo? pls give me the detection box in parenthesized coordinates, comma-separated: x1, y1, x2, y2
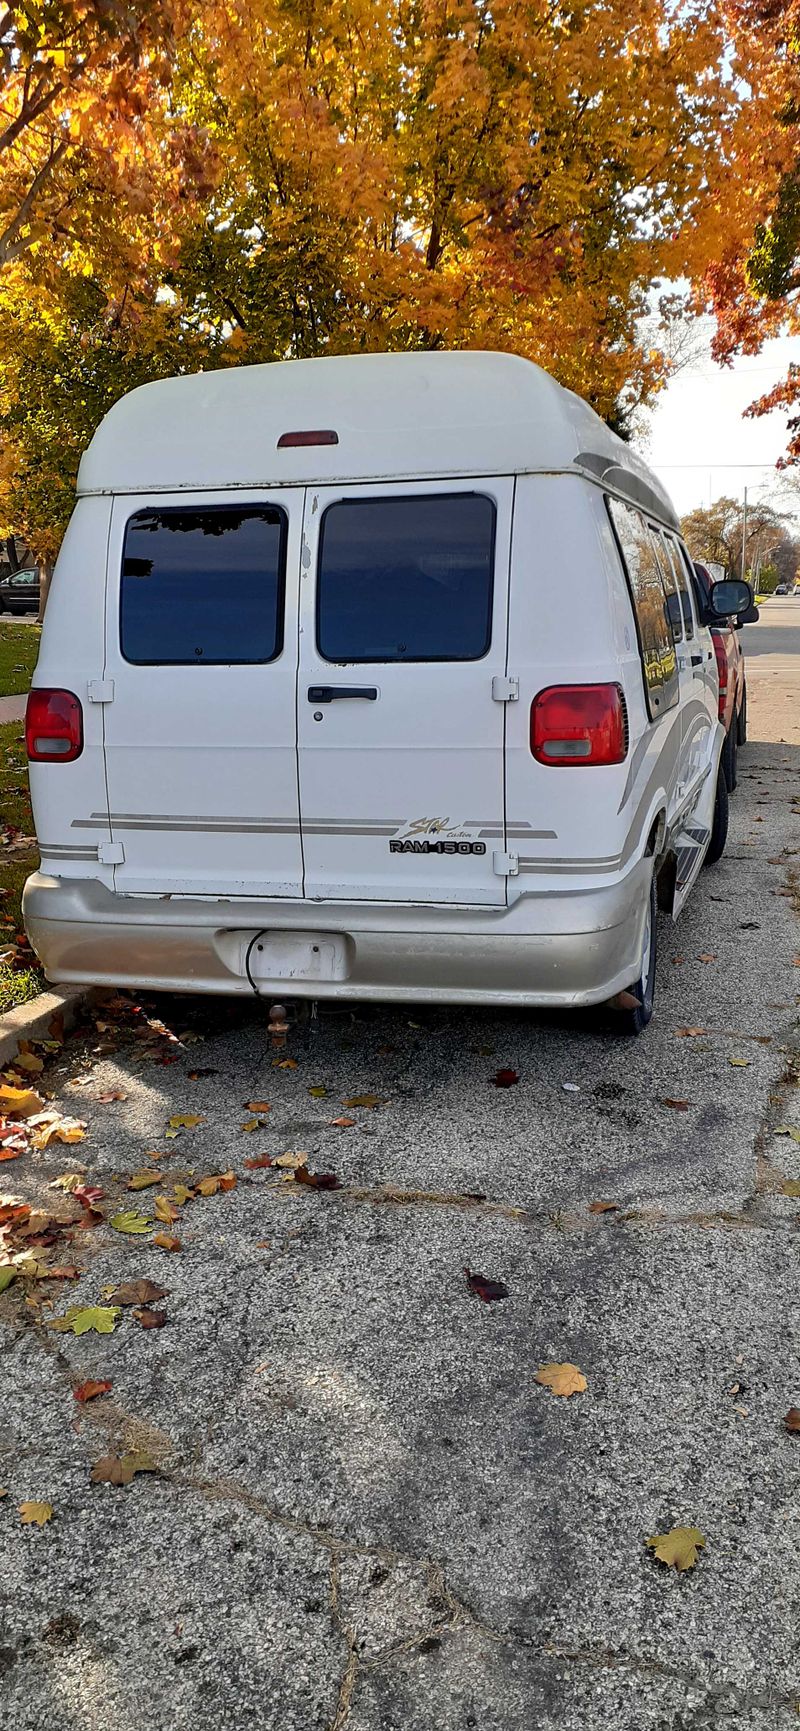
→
(704, 578, 753, 622)
(737, 604, 759, 626)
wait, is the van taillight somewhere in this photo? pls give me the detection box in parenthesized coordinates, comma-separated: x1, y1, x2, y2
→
(531, 684, 628, 766)
(713, 638, 728, 720)
(25, 689, 83, 762)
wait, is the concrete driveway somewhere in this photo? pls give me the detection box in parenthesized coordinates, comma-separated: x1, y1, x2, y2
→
(2, 606, 800, 1730)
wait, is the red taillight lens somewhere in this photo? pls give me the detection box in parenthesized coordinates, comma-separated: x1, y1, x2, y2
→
(277, 429, 339, 448)
(531, 684, 628, 766)
(25, 689, 83, 762)
(713, 637, 728, 719)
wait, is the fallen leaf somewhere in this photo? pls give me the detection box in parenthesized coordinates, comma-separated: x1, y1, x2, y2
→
(240, 1118, 260, 1132)
(31, 1115, 86, 1148)
(646, 1526, 706, 1572)
(19, 1501, 53, 1526)
(153, 1194, 179, 1223)
(275, 1151, 307, 1170)
(244, 1155, 274, 1170)
(781, 1179, 800, 1197)
(330, 1117, 356, 1129)
(153, 1232, 181, 1251)
(39, 1265, 80, 1281)
(187, 1068, 219, 1079)
(73, 1379, 112, 1403)
(489, 1069, 519, 1088)
(272, 1058, 298, 1070)
(0, 1148, 21, 1162)
(343, 1094, 384, 1109)
(675, 1027, 706, 1038)
(97, 1090, 127, 1103)
(729, 1058, 751, 1068)
(195, 1171, 236, 1196)
(52, 1305, 121, 1336)
(109, 1211, 152, 1235)
(134, 1306, 167, 1329)
(12, 1049, 43, 1074)
(126, 1171, 163, 1190)
(698, 954, 717, 963)
(308, 1085, 328, 1098)
(90, 1452, 156, 1487)
(172, 1183, 194, 1205)
(245, 1100, 271, 1113)
(109, 1279, 168, 1307)
(662, 1098, 689, 1111)
(49, 1171, 89, 1192)
(294, 1165, 341, 1191)
(167, 1114, 204, 1130)
(72, 1183, 104, 1209)
(775, 1125, 800, 1142)
(534, 1362, 587, 1398)
(588, 1200, 620, 1214)
(464, 1266, 509, 1302)
(783, 1407, 800, 1433)
(0, 1083, 43, 1117)
(0, 1265, 16, 1293)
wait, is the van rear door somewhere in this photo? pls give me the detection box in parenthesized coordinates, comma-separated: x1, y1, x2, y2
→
(297, 480, 513, 905)
(102, 491, 304, 897)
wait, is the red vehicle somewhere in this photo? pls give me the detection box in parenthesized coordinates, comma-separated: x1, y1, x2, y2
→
(692, 561, 748, 790)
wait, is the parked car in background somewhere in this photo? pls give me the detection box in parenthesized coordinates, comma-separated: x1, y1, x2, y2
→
(775, 583, 790, 595)
(692, 560, 747, 791)
(0, 567, 40, 614)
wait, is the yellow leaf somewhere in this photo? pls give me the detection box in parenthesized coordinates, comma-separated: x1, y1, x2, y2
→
(273, 1059, 298, 1070)
(729, 1058, 750, 1068)
(12, 1049, 43, 1074)
(154, 1194, 179, 1223)
(781, 1179, 800, 1197)
(275, 1151, 307, 1169)
(196, 1171, 236, 1196)
(646, 1526, 706, 1572)
(19, 1501, 53, 1526)
(775, 1125, 800, 1142)
(342, 1095, 384, 1109)
(534, 1362, 587, 1398)
(172, 1183, 194, 1205)
(0, 1083, 44, 1118)
(127, 1171, 163, 1190)
(240, 1119, 260, 1132)
(167, 1115, 204, 1130)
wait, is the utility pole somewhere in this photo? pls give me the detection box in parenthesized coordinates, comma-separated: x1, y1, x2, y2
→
(741, 486, 748, 580)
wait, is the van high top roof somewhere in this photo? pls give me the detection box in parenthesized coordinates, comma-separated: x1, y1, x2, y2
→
(77, 349, 678, 528)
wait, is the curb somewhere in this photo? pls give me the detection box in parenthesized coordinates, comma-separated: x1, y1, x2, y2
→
(0, 984, 92, 1071)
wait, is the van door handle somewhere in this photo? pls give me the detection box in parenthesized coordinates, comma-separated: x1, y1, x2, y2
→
(307, 685, 378, 702)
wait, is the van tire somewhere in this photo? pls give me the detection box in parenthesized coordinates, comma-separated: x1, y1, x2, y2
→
(722, 724, 738, 792)
(618, 875, 657, 1036)
(705, 761, 729, 866)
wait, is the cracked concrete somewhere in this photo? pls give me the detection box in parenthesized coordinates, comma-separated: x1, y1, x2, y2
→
(2, 632, 800, 1726)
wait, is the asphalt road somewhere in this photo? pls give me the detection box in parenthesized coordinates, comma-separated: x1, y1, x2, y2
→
(2, 610, 800, 1730)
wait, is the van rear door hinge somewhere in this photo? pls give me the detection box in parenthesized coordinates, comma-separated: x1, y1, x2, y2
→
(491, 675, 519, 703)
(493, 849, 519, 877)
(98, 840, 124, 865)
(87, 679, 114, 704)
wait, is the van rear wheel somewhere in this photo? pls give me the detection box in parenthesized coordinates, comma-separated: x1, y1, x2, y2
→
(722, 724, 738, 792)
(705, 760, 729, 866)
(617, 875, 657, 1036)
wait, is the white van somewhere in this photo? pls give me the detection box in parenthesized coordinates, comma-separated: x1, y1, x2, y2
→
(22, 352, 750, 1032)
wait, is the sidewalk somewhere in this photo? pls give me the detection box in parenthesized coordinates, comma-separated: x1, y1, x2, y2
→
(0, 694, 26, 725)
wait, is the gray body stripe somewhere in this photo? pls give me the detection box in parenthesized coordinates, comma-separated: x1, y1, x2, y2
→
(40, 844, 99, 860)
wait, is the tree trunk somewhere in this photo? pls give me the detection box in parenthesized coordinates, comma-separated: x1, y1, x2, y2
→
(37, 562, 52, 622)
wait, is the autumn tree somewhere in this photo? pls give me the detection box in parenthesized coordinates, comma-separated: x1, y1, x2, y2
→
(0, 0, 786, 565)
(706, 0, 800, 461)
(680, 495, 786, 578)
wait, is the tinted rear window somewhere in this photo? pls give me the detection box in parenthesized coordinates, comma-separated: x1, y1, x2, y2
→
(316, 493, 496, 662)
(121, 506, 287, 665)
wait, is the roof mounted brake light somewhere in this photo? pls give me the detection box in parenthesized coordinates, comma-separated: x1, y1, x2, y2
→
(277, 429, 339, 448)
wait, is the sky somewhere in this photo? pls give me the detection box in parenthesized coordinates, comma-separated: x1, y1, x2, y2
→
(635, 320, 799, 525)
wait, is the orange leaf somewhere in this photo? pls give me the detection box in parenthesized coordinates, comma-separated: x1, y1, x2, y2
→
(534, 1362, 587, 1397)
(245, 1101, 271, 1113)
(73, 1379, 112, 1403)
(153, 1232, 181, 1251)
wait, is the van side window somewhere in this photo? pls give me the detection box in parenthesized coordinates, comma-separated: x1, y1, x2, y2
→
(606, 498, 679, 720)
(663, 533, 696, 638)
(120, 506, 287, 665)
(649, 526, 684, 643)
(316, 493, 496, 663)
